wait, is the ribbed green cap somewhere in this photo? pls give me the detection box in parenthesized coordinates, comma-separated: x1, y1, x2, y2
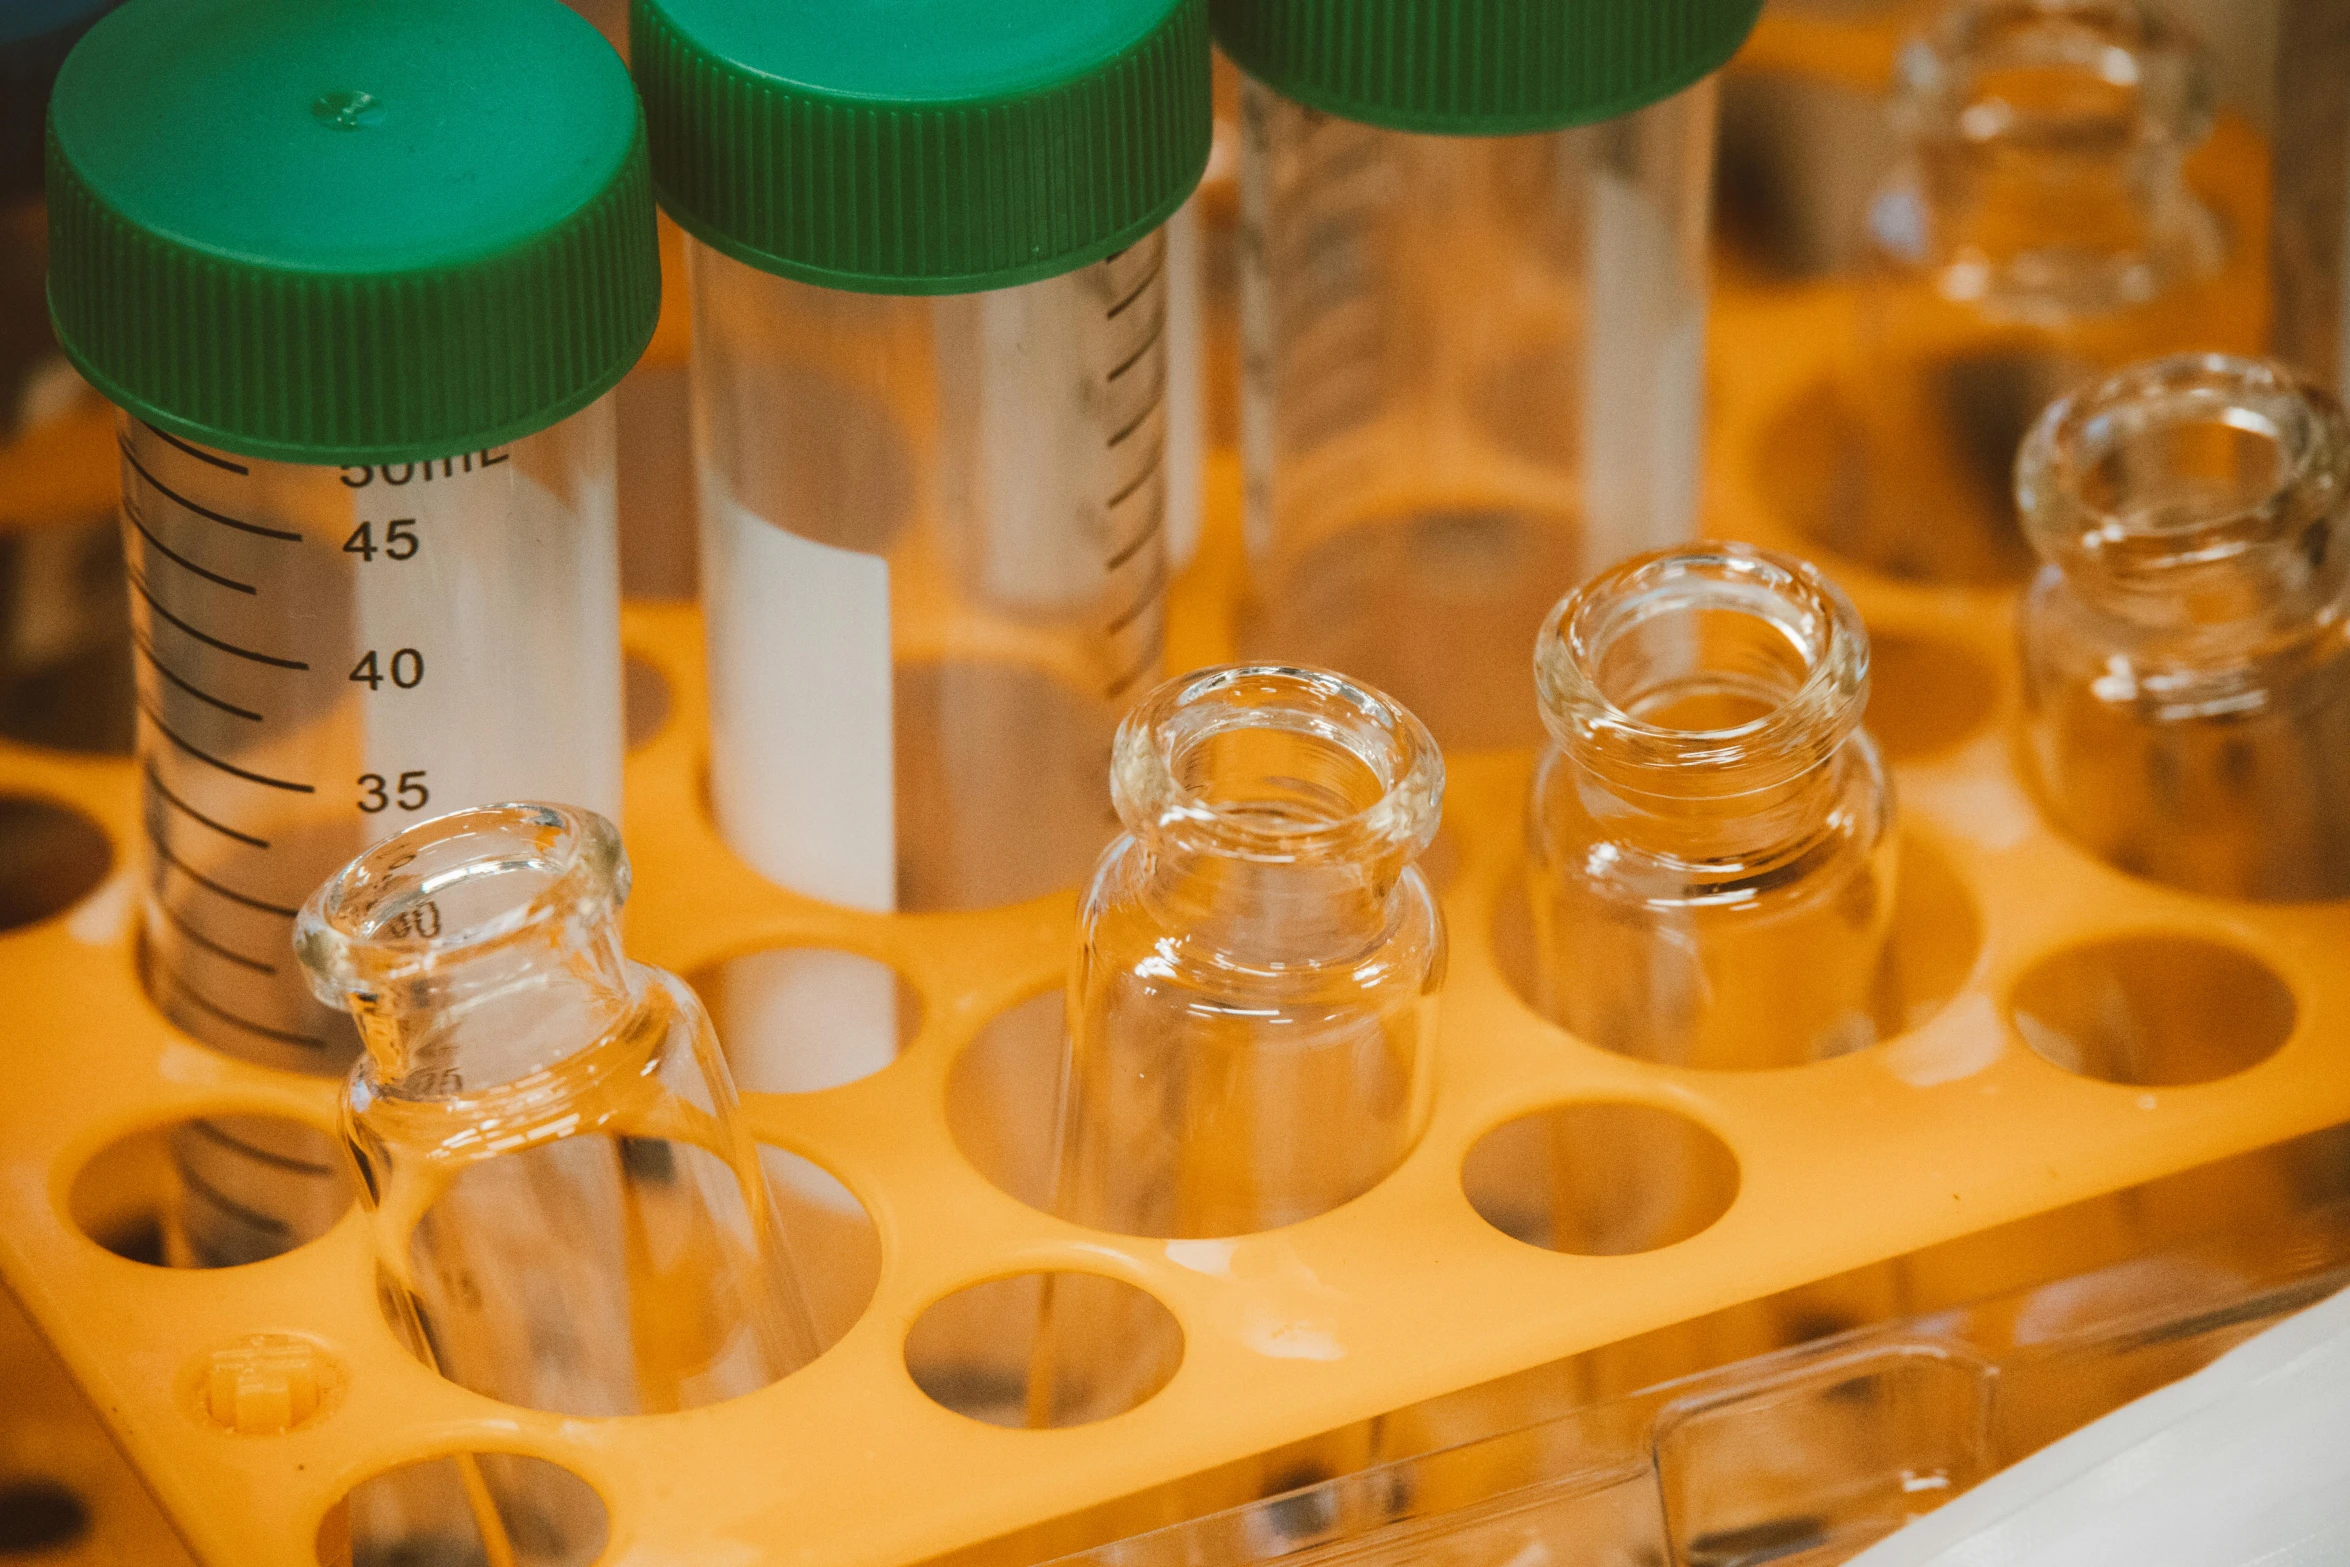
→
(632, 0, 1212, 295)
(46, 0, 660, 465)
(1212, 0, 1765, 135)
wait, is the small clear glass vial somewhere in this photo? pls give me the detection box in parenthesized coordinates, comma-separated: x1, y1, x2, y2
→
(46, 0, 657, 1261)
(2018, 354, 2350, 900)
(1832, 0, 2228, 584)
(1528, 544, 1897, 1068)
(1053, 664, 1446, 1239)
(298, 804, 819, 1416)
(1223, 0, 1762, 750)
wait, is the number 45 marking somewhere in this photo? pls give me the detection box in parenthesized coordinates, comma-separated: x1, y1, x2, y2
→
(343, 519, 419, 561)
(358, 771, 430, 813)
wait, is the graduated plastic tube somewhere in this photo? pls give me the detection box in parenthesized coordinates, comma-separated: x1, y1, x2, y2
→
(44, 0, 652, 1261)
(1225, 0, 1743, 748)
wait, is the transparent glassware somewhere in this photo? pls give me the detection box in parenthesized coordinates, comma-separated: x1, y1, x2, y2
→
(2017, 354, 2350, 900)
(297, 803, 819, 1417)
(1051, 664, 1446, 1241)
(693, 238, 1170, 918)
(1236, 81, 1715, 751)
(1828, 0, 2227, 584)
(1527, 544, 1897, 1068)
(118, 411, 624, 1267)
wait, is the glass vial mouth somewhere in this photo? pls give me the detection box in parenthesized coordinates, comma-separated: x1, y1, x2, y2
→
(1111, 664, 1444, 866)
(295, 803, 630, 1007)
(1535, 545, 1870, 796)
(2017, 355, 2350, 609)
(1894, 0, 2213, 153)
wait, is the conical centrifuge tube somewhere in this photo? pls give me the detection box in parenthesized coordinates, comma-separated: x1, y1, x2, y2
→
(2017, 354, 2350, 899)
(1051, 664, 1446, 1241)
(297, 803, 821, 1418)
(45, 0, 650, 1265)
(1528, 544, 1897, 1068)
(1229, 0, 1737, 749)
(1831, 0, 2233, 584)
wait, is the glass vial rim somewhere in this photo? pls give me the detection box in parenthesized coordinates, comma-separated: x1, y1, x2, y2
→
(296, 802, 630, 1007)
(1111, 663, 1443, 866)
(1893, 0, 2214, 152)
(1535, 544, 1870, 791)
(2017, 354, 2350, 587)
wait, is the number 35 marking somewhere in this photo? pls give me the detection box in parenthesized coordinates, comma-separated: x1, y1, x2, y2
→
(358, 770, 431, 813)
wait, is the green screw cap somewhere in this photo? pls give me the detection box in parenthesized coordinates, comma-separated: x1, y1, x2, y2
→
(632, 0, 1211, 295)
(1213, 0, 1766, 136)
(46, 0, 660, 465)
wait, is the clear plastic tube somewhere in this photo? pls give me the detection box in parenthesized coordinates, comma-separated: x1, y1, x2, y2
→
(1052, 664, 1446, 1240)
(1528, 544, 1897, 1068)
(297, 803, 818, 1416)
(1236, 81, 1715, 750)
(1832, 0, 2228, 584)
(694, 236, 1169, 916)
(2017, 354, 2350, 899)
(119, 408, 622, 1262)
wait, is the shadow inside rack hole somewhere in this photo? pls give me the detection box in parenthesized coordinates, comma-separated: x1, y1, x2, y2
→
(324, 1452, 605, 1567)
(69, 1115, 352, 1269)
(1490, 831, 1982, 1061)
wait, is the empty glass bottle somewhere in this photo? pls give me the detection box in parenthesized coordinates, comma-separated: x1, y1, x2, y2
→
(1528, 544, 1897, 1068)
(1826, 0, 2230, 584)
(1053, 664, 1445, 1240)
(298, 803, 819, 1417)
(1224, 0, 1758, 751)
(2017, 354, 2350, 900)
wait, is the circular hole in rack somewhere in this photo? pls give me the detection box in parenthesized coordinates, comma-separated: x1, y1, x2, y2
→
(946, 989, 1064, 1211)
(382, 1134, 803, 1415)
(68, 1115, 352, 1268)
(1462, 1103, 1740, 1256)
(2009, 935, 2295, 1087)
(693, 947, 924, 1093)
(1864, 632, 1999, 762)
(0, 796, 112, 932)
(622, 652, 672, 752)
(757, 1146, 882, 1354)
(1491, 833, 1983, 1054)
(905, 1271, 1183, 1429)
(324, 1452, 607, 1567)
(0, 1478, 89, 1555)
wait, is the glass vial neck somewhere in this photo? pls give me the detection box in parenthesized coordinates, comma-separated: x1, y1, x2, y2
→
(1110, 665, 1443, 956)
(1536, 546, 1871, 859)
(2018, 355, 2350, 634)
(295, 804, 639, 1094)
(1892, 0, 2214, 314)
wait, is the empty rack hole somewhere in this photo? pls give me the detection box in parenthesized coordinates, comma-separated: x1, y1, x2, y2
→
(1864, 632, 1999, 762)
(0, 1478, 89, 1555)
(0, 796, 112, 931)
(756, 1146, 881, 1353)
(322, 1453, 606, 1567)
(382, 1134, 802, 1416)
(694, 947, 922, 1093)
(622, 652, 671, 751)
(2009, 934, 2295, 1087)
(946, 988, 1064, 1211)
(905, 1272, 1182, 1429)
(1463, 1103, 1740, 1256)
(68, 1115, 351, 1268)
